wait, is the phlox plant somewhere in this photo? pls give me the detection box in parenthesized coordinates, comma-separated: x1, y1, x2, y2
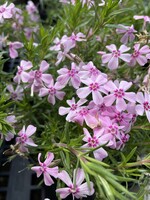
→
(0, 0, 150, 200)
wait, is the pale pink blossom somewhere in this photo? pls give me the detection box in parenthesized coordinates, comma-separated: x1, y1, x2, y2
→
(39, 78, 65, 105)
(99, 44, 131, 70)
(16, 125, 37, 152)
(31, 152, 58, 186)
(78, 61, 101, 79)
(116, 133, 130, 150)
(56, 62, 81, 89)
(77, 74, 107, 105)
(82, 128, 109, 160)
(104, 80, 136, 112)
(134, 15, 150, 29)
(50, 37, 61, 51)
(13, 60, 33, 84)
(59, 97, 87, 122)
(0, 2, 15, 23)
(73, 107, 98, 129)
(129, 44, 150, 66)
(9, 41, 24, 59)
(28, 60, 52, 96)
(7, 84, 24, 101)
(56, 168, 94, 199)
(136, 92, 150, 122)
(116, 24, 137, 44)
(26, 1, 38, 15)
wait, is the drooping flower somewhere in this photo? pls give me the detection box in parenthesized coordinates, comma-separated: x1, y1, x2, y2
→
(13, 60, 33, 84)
(77, 74, 107, 105)
(104, 80, 136, 112)
(82, 128, 109, 160)
(129, 44, 150, 66)
(116, 24, 137, 44)
(39, 78, 65, 105)
(99, 44, 131, 70)
(9, 41, 24, 59)
(31, 152, 59, 186)
(56, 168, 94, 199)
(16, 125, 37, 152)
(136, 92, 150, 122)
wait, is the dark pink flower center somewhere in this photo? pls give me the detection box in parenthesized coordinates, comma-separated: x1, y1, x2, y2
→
(70, 35, 77, 41)
(0, 7, 5, 13)
(48, 87, 56, 95)
(114, 89, 125, 98)
(69, 185, 79, 194)
(143, 101, 150, 111)
(35, 70, 42, 79)
(121, 135, 128, 143)
(127, 28, 133, 34)
(88, 136, 99, 147)
(68, 69, 78, 77)
(132, 50, 140, 58)
(90, 67, 99, 76)
(108, 125, 118, 135)
(89, 82, 99, 91)
(70, 104, 77, 111)
(114, 113, 124, 123)
(40, 163, 47, 172)
(11, 92, 18, 100)
(79, 108, 88, 116)
(112, 50, 121, 57)
(18, 66, 23, 75)
(20, 134, 27, 143)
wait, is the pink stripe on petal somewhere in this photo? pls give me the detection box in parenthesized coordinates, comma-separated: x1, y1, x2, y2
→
(44, 171, 54, 186)
(58, 170, 72, 186)
(77, 87, 91, 98)
(108, 56, 118, 70)
(26, 125, 36, 137)
(56, 188, 71, 199)
(116, 98, 127, 112)
(44, 152, 54, 166)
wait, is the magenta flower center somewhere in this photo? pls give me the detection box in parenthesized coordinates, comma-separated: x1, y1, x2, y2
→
(89, 82, 99, 91)
(121, 135, 128, 143)
(18, 66, 23, 75)
(114, 113, 123, 122)
(35, 70, 42, 79)
(114, 89, 125, 98)
(132, 50, 140, 58)
(0, 7, 5, 13)
(11, 92, 18, 100)
(48, 87, 56, 95)
(40, 163, 47, 172)
(70, 35, 77, 41)
(143, 101, 150, 111)
(68, 69, 78, 77)
(79, 108, 88, 116)
(69, 185, 79, 194)
(112, 50, 121, 57)
(127, 28, 133, 34)
(108, 125, 118, 135)
(20, 134, 27, 143)
(70, 104, 77, 111)
(90, 67, 99, 76)
(88, 136, 99, 147)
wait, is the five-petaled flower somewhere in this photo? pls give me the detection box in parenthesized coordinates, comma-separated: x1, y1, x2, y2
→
(56, 168, 94, 199)
(31, 152, 59, 186)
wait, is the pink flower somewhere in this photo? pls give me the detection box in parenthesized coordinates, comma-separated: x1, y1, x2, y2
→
(116, 24, 137, 44)
(13, 60, 33, 84)
(78, 61, 101, 79)
(134, 15, 150, 30)
(9, 41, 24, 59)
(104, 80, 136, 112)
(82, 128, 109, 160)
(39, 78, 65, 105)
(56, 168, 94, 199)
(73, 106, 98, 129)
(16, 125, 37, 152)
(116, 132, 130, 150)
(0, 2, 15, 23)
(99, 44, 131, 70)
(29, 60, 52, 96)
(26, 1, 38, 15)
(77, 74, 107, 105)
(56, 62, 81, 89)
(7, 84, 24, 101)
(129, 44, 150, 66)
(31, 152, 58, 186)
(59, 97, 87, 122)
(50, 37, 61, 51)
(136, 92, 150, 122)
